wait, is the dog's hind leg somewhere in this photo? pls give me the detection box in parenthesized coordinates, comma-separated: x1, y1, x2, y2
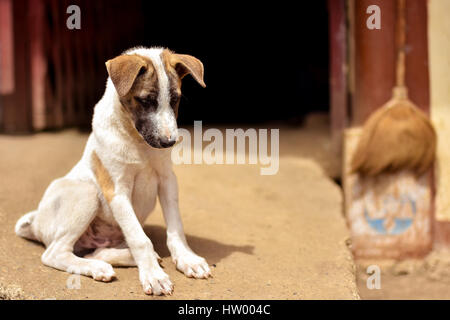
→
(85, 244, 136, 267)
(42, 243, 116, 281)
(38, 179, 116, 282)
(84, 242, 164, 267)
(15, 210, 38, 241)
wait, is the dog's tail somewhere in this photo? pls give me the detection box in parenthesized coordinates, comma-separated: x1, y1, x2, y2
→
(15, 210, 38, 241)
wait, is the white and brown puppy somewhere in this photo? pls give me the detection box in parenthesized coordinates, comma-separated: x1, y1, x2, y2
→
(14, 47, 210, 295)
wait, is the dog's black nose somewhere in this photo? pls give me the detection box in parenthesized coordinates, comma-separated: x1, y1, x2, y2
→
(159, 136, 176, 148)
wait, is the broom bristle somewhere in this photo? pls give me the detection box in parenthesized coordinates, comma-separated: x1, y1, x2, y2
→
(351, 98, 436, 176)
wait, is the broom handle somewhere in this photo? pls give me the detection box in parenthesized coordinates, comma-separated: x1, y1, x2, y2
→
(396, 0, 406, 88)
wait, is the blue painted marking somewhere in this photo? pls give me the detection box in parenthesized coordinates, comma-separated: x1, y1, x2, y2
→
(364, 208, 387, 235)
(363, 196, 416, 235)
(390, 218, 414, 234)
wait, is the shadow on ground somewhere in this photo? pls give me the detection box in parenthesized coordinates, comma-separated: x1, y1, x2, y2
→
(144, 225, 254, 264)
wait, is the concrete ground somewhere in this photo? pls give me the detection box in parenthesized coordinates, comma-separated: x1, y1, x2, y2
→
(0, 115, 359, 299)
(357, 253, 450, 300)
(357, 269, 450, 300)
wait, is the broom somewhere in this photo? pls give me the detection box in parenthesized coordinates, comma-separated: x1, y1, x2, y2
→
(351, 0, 436, 177)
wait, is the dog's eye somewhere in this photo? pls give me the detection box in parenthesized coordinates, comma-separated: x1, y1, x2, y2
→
(135, 95, 157, 110)
(170, 93, 181, 106)
(137, 66, 147, 77)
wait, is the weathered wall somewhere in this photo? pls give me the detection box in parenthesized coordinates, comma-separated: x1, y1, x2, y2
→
(428, 0, 450, 223)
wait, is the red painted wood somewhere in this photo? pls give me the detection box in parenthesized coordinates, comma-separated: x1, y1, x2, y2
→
(0, 0, 32, 133)
(352, 0, 430, 124)
(47, 0, 64, 128)
(0, 0, 148, 132)
(404, 0, 430, 114)
(61, 2, 76, 126)
(328, 0, 348, 152)
(0, 0, 14, 95)
(29, 0, 47, 130)
(353, 0, 396, 126)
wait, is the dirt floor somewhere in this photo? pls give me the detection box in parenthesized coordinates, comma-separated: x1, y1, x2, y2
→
(356, 253, 450, 299)
(358, 270, 450, 300)
(0, 114, 359, 300)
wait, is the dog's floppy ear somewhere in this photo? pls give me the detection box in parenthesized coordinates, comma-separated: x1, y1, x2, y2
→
(105, 54, 147, 97)
(170, 54, 206, 88)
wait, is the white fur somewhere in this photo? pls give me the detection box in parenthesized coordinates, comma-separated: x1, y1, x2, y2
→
(15, 47, 210, 296)
(126, 47, 178, 142)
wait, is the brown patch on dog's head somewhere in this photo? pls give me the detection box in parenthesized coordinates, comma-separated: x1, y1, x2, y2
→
(106, 54, 151, 97)
(106, 53, 161, 146)
(160, 50, 182, 118)
(106, 54, 159, 113)
(162, 49, 206, 88)
(161, 49, 206, 118)
(105, 48, 206, 149)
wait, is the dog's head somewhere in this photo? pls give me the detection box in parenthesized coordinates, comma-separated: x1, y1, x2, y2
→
(105, 47, 205, 149)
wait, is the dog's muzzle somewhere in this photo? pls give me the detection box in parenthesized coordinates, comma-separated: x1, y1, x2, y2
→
(158, 136, 177, 148)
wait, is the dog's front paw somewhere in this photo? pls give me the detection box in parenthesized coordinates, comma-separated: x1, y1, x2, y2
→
(140, 268, 173, 296)
(90, 261, 116, 282)
(173, 253, 211, 279)
(68, 260, 116, 282)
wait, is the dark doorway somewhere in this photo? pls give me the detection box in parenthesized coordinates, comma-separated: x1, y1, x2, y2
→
(133, 1, 330, 125)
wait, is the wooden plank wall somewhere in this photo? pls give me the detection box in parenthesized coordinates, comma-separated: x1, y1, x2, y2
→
(0, 0, 14, 96)
(329, 0, 429, 154)
(352, 0, 396, 126)
(328, 0, 348, 154)
(351, 0, 430, 126)
(404, 0, 430, 114)
(0, 0, 145, 133)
